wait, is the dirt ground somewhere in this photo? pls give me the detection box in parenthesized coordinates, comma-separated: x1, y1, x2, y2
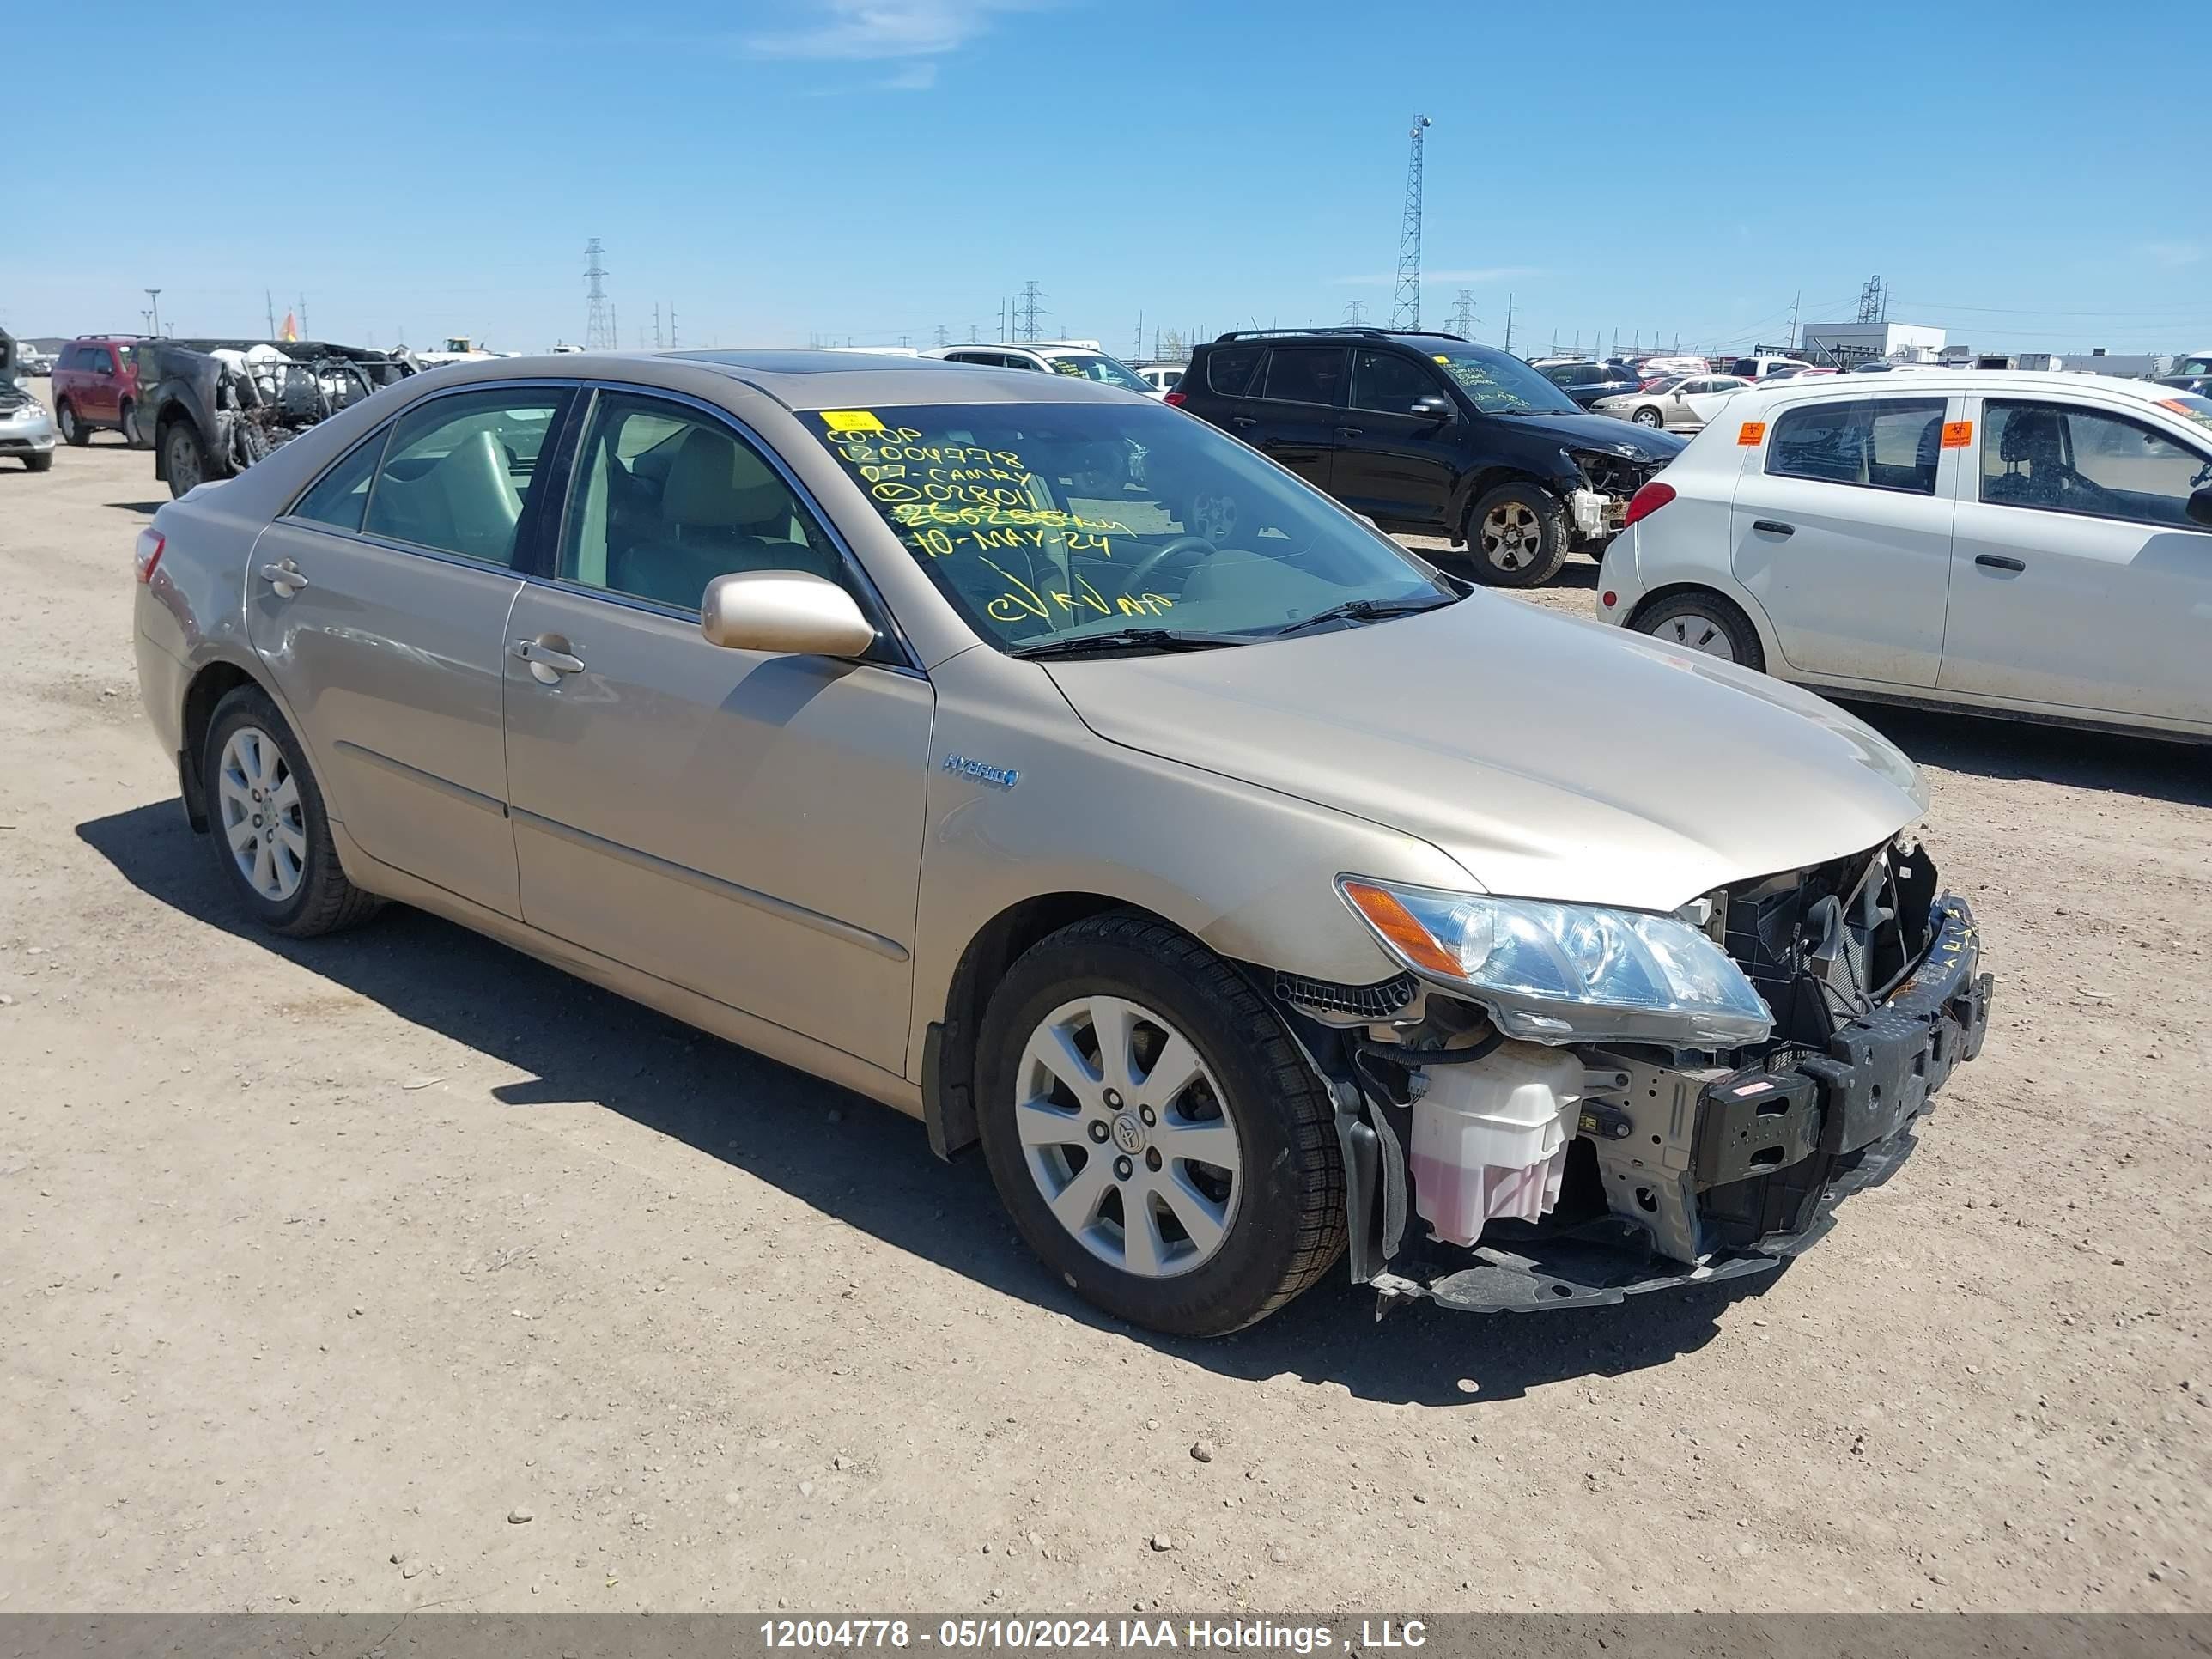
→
(2, 402, 2205, 1616)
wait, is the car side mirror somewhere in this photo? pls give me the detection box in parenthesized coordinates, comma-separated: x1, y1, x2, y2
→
(2190, 486, 2212, 529)
(1409, 393, 1454, 421)
(699, 570, 876, 659)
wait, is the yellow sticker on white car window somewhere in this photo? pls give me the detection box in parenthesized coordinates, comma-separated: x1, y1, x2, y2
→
(819, 410, 886, 434)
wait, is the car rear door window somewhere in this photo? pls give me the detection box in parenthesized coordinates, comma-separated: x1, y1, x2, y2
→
(289, 428, 391, 532)
(1980, 401, 2211, 530)
(558, 392, 844, 612)
(1351, 349, 1442, 413)
(1766, 397, 1945, 495)
(1205, 346, 1262, 398)
(362, 387, 569, 567)
(1261, 346, 1347, 407)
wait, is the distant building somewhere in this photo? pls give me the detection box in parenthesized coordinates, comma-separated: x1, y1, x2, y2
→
(1801, 321, 1947, 365)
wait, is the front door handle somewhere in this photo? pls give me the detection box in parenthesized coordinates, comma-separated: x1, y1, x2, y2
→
(509, 637, 586, 684)
(1975, 554, 2027, 573)
(1751, 520, 1795, 538)
(1336, 426, 1364, 439)
(1231, 415, 1258, 428)
(258, 561, 309, 596)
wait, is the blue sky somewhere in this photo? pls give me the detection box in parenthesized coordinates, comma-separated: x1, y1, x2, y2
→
(7, 0, 2208, 358)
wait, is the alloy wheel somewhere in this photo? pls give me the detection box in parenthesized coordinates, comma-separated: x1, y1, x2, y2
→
(1633, 408, 1662, 427)
(216, 726, 308, 902)
(1013, 994, 1242, 1279)
(1480, 501, 1539, 570)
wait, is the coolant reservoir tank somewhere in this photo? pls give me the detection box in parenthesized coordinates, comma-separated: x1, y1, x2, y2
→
(1408, 1040, 1583, 1249)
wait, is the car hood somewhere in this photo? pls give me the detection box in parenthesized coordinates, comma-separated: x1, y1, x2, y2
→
(1500, 407, 1685, 461)
(1044, 599, 1926, 912)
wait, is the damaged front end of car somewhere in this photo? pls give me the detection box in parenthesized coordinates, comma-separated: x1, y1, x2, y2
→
(1279, 836, 1995, 1315)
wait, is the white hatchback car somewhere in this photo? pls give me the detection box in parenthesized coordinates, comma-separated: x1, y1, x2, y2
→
(1596, 372, 2212, 739)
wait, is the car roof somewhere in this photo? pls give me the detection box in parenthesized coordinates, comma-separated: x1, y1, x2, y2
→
(445, 348, 1151, 411)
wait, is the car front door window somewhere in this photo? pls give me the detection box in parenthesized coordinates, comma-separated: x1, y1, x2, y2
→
(1350, 350, 1441, 414)
(1980, 401, 2212, 530)
(560, 392, 848, 613)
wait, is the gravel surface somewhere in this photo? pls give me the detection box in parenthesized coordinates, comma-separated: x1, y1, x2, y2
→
(3, 418, 2205, 1613)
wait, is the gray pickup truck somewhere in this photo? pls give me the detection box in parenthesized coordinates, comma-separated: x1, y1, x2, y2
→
(141, 337, 421, 498)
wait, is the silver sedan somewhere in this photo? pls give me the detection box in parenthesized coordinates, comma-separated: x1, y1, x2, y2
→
(0, 386, 57, 471)
(1593, 374, 1753, 432)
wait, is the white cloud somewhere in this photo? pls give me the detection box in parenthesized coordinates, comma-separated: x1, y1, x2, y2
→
(1327, 265, 1543, 287)
(745, 0, 1037, 61)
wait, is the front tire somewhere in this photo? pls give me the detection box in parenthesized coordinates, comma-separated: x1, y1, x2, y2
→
(1632, 591, 1765, 671)
(203, 687, 382, 938)
(976, 912, 1346, 1336)
(1632, 405, 1664, 428)
(1466, 483, 1569, 587)
(24, 452, 53, 472)
(120, 398, 149, 449)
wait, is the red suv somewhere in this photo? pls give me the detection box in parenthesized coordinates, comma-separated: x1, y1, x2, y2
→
(51, 336, 149, 447)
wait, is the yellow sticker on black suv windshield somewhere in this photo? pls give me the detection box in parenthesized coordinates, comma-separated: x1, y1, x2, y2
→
(819, 410, 886, 434)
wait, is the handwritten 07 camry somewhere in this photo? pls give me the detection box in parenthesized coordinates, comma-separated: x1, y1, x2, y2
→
(131, 349, 1994, 1335)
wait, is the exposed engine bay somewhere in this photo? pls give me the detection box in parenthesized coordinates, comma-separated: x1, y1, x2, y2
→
(1280, 836, 1995, 1314)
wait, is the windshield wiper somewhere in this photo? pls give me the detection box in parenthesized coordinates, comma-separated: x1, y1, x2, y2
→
(1270, 594, 1458, 636)
(1009, 627, 1252, 660)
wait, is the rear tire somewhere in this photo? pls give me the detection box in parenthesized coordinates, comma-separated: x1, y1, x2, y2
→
(203, 687, 382, 938)
(1466, 483, 1569, 587)
(1632, 591, 1765, 671)
(57, 401, 88, 446)
(975, 911, 1346, 1336)
(24, 452, 53, 473)
(163, 420, 209, 499)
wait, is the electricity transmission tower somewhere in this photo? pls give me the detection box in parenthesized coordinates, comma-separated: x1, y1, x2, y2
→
(1344, 299, 1368, 325)
(584, 239, 616, 349)
(933, 325, 950, 347)
(1855, 274, 1887, 325)
(1393, 114, 1431, 330)
(1014, 280, 1047, 342)
(1450, 289, 1475, 337)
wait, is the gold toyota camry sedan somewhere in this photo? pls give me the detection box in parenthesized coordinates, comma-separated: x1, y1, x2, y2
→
(132, 349, 1992, 1336)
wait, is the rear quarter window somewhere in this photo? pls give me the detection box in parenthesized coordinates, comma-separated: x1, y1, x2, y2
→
(1766, 397, 1946, 495)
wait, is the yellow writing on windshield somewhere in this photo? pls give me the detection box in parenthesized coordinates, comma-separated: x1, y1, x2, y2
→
(980, 557, 1174, 624)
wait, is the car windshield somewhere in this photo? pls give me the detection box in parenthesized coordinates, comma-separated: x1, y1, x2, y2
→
(2173, 356, 2212, 377)
(810, 401, 1453, 653)
(1041, 353, 1154, 393)
(1431, 349, 1580, 415)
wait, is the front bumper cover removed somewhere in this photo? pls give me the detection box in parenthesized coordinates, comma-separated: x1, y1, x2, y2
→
(1358, 895, 1995, 1314)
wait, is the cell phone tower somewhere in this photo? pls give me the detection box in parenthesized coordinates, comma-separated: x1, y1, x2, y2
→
(585, 239, 617, 350)
(1393, 115, 1431, 331)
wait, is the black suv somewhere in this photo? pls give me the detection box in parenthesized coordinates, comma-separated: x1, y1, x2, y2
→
(1174, 329, 1684, 586)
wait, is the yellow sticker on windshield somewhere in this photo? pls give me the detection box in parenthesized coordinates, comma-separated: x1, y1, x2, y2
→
(819, 410, 886, 434)
(1433, 355, 1452, 364)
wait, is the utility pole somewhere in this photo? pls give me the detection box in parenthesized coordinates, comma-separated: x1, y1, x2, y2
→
(1133, 310, 1143, 360)
(668, 306, 677, 349)
(1504, 295, 1515, 355)
(265, 290, 277, 337)
(1014, 280, 1046, 342)
(1788, 289, 1801, 349)
(1344, 299, 1368, 325)
(298, 295, 309, 339)
(1393, 114, 1431, 330)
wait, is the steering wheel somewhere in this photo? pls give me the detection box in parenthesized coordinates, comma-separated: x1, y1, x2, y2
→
(1118, 533, 1217, 595)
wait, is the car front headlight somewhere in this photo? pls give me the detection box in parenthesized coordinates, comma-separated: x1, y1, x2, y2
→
(1340, 878, 1773, 1048)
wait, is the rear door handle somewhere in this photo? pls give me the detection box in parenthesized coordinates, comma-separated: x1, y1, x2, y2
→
(1230, 416, 1258, 428)
(1975, 554, 2027, 573)
(258, 561, 309, 595)
(1335, 426, 1364, 439)
(509, 637, 586, 683)
(1751, 520, 1795, 538)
